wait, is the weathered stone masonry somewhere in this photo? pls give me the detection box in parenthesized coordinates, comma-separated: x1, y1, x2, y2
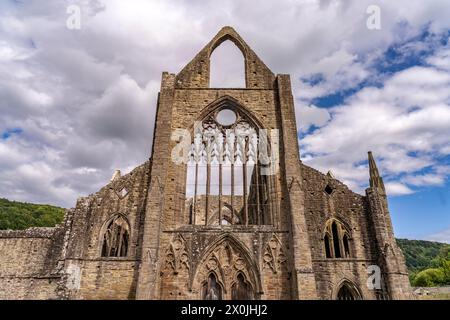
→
(0, 27, 412, 300)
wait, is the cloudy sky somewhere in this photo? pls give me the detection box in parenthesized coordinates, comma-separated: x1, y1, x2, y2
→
(0, 0, 449, 242)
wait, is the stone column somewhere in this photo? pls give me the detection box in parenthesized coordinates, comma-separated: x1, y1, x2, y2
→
(136, 72, 176, 299)
(276, 75, 318, 299)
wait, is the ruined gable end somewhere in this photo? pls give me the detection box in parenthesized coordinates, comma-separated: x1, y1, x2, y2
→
(0, 27, 412, 300)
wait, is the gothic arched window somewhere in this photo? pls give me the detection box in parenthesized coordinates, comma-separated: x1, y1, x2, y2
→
(202, 273, 223, 300)
(185, 102, 276, 227)
(101, 215, 130, 257)
(210, 40, 245, 88)
(331, 221, 341, 258)
(323, 219, 351, 259)
(231, 273, 254, 300)
(336, 282, 362, 300)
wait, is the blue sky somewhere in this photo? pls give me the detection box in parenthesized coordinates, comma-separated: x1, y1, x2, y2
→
(389, 185, 450, 240)
(1, 128, 22, 140)
(0, 0, 449, 242)
(298, 26, 450, 242)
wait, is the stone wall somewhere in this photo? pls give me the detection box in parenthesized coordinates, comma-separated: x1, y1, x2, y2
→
(62, 161, 151, 300)
(0, 161, 151, 300)
(0, 227, 64, 299)
(158, 228, 292, 300)
(301, 163, 379, 299)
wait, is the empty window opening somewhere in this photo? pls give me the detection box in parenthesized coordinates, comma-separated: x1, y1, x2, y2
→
(231, 273, 253, 300)
(202, 273, 222, 300)
(331, 222, 341, 258)
(325, 184, 333, 195)
(216, 109, 237, 126)
(337, 283, 361, 300)
(210, 40, 245, 88)
(101, 215, 130, 257)
(208, 207, 239, 226)
(189, 203, 193, 225)
(324, 219, 351, 259)
(343, 234, 350, 258)
(324, 233, 332, 258)
(185, 106, 274, 226)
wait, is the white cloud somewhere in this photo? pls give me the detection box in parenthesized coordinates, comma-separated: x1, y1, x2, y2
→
(301, 52, 450, 195)
(296, 48, 369, 102)
(402, 173, 445, 187)
(384, 182, 414, 196)
(298, 104, 331, 132)
(427, 39, 450, 71)
(426, 226, 450, 244)
(1, 0, 450, 209)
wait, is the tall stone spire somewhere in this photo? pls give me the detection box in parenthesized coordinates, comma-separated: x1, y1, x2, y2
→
(366, 151, 412, 299)
(368, 151, 385, 195)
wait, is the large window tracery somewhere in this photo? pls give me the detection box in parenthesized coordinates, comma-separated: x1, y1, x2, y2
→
(185, 105, 275, 226)
(101, 215, 130, 258)
(323, 219, 351, 259)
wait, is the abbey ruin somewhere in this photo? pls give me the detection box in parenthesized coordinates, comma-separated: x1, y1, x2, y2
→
(0, 27, 412, 300)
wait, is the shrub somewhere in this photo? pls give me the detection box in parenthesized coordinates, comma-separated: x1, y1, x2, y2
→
(413, 268, 445, 287)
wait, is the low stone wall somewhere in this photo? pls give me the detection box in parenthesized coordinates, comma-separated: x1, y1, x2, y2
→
(0, 227, 63, 299)
(414, 286, 450, 300)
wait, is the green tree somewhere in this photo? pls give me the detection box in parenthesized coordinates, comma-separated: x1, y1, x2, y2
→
(413, 268, 445, 287)
(0, 198, 65, 230)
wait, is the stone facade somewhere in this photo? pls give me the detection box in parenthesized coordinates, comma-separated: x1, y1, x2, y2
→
(0, 27, 412, 300)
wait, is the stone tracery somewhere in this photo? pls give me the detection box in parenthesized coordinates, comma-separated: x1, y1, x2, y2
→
(185, 103, 275, 227)
(262, 234, 287, 274)
(193, 236, 259, 300)
(323, 219, 351, 259)
(100, 214, 130, 258)
(163, 234, 190, 274)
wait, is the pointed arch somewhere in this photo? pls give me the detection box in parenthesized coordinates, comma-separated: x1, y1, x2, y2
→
(207, 28, 250, 90)
(194, 95, 266, 131)
(323, 218, 352, 259)
(262, 233, 288, 274)
(175, 26, 275, 89)
(231, 272, 253, 300)
(185, 95, 276, 227)
(149, 175, 163, 194)
(99, 213, 130, 258)
(191, 233, 261, 299)
(334, 279, 363, 300)
(162, 233, 190, 275)
(202, 272, 223, 300)
(208, 204, 241, 226)
(210, 40, 246, 88)
(323, 217, 352, 236)
(208, 32, 248, 59)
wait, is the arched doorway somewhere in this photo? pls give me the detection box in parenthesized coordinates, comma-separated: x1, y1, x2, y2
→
(202, 273, 223, 300)
(192, 235, 260, 300)
(336, 281, 362, 300)
(231, 273, 253, 300)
